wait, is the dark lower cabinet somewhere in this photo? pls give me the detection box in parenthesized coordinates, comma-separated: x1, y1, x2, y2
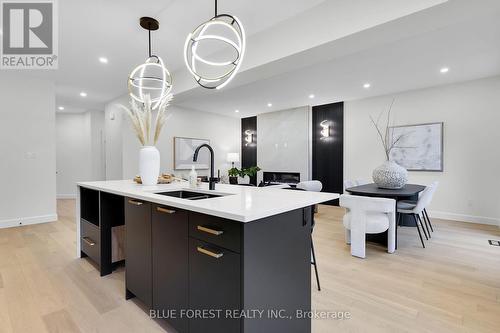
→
(152, 204, 189, 333)
(241, 208, 311, 333)
(125, 198, 152, 308)
(188, 238, 241, 333)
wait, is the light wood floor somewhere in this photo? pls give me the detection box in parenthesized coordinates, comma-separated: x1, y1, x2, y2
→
(0, 200, 499, 333)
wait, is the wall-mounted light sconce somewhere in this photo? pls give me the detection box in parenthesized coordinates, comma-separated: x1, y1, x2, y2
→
(320, 120, 330, 138)
(245, 130, 254, 146)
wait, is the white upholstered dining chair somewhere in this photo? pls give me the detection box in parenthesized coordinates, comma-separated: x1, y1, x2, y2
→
(398, 181, 439, 235)
(355, 179, 370, 186)
(396, 182, 438, 248)
(344, 180, 356, 192)
(340, 194, 396, 258)
(296, 180, 323, 192)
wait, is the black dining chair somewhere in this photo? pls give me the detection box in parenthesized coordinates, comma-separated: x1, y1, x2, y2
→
(294, 181, 323, 291)
(310, 207, 321, 291)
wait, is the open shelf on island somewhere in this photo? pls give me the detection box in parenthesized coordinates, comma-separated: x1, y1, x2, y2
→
(80, 187, 99, 227)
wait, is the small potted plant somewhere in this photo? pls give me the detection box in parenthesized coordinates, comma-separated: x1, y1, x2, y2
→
(228, 167, 240, 184)
(241, 166, 261, 178)
(227, 166, 261, 184)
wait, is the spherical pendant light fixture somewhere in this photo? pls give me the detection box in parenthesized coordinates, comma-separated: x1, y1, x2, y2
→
(184, 0, 246, 90)
(128, 17, 172, 109)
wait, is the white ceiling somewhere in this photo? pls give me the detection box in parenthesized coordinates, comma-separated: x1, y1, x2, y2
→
(30, 0, 450, 114)
(176, 0, 500, 118)
(178, 4, 500, 118)
(46, 0, 325, 113)
(19, 0, 498, 116)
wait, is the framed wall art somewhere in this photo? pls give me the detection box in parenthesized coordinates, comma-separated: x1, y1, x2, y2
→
(174, 137, 210, 170)
(389, 122, 443, 171)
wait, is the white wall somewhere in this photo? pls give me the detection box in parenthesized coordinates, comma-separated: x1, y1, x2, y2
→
(55, 110, 104, 198)
(257, 106, 311, 183)
(345, 76, 500, 225)
(89, 110, 105, 181)
(0, 74, 57, 228)
(105, 96, 240, 180)
(56, 113, 91, 197)
(105, 96, 126, 180)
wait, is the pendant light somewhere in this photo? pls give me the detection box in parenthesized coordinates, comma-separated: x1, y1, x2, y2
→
(128, 17, 173, 109)
(184, 0, 246, 90)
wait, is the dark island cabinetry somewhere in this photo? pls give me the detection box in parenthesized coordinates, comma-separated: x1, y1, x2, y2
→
(88, 194, 313, 333)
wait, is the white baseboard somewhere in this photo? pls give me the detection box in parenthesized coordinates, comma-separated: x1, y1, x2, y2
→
(0, 214, 58, 229)
(57, 194, 76, 199)
(428, 210, 499, 227)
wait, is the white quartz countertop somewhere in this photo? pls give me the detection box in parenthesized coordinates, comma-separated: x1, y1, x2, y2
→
(77, 180, 339, 222)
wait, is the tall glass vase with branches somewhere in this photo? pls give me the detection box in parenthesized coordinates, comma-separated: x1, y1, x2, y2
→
(370, 98, 412, 161)
(370, 99, 410, 189)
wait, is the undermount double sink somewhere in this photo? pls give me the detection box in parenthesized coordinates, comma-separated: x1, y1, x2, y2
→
(155, 190, 225, 201)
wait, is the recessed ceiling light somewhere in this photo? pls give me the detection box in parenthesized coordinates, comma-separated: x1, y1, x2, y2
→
(80, 92, 87, 97)
(440, 67, 449, 73)
(234, 109, 239, 113)
(58, 106, 65, 111)
(99, 57, 108, 64)
(308, 94, 315, 99)
(267, 103, 272, 107)
(363, 83, 371, 89)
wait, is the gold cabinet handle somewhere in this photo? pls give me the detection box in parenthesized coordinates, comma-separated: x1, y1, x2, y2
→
(82, 237, 95, 246)
(197, 225, 223, 236)
(157, 207, 176, 214)
(197, 246, 223, 259)
(128, 199, 143, 206)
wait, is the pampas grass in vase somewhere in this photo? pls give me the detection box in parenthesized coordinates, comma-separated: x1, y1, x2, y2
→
(120, 94, 173, 185)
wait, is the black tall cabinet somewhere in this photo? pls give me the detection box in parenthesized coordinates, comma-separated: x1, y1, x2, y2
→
(312, 102, 344, 205)
(241, 116, 257, 185)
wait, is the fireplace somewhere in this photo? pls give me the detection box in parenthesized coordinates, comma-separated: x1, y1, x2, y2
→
(262, 171, 300, 187)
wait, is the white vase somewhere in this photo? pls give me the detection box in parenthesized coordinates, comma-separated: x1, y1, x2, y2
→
(372, 160, 408, 189)
(139, 146, 160, 186)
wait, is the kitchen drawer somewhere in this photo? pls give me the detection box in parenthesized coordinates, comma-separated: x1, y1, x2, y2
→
(189, 238, 241, 333)
(189, 212, 241, 253)
(81, 219, 100, 264)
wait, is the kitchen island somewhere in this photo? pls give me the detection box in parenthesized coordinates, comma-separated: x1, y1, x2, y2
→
(76, 180, 338, 333)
